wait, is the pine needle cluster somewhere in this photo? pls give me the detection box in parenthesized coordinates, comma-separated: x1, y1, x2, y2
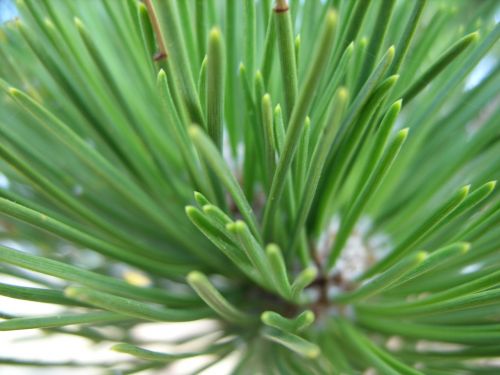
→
(0, 0, 499, 373)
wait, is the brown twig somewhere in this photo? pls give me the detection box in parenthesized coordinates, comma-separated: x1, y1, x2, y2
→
(274, 0, 289, 13)
(143, 0, 168, 61)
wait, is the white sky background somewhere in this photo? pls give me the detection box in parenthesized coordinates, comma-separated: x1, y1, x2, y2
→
(0, 0, 17, 23)
(0, 279, 238, 375)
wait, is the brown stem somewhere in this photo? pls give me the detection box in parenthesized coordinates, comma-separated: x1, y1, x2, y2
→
(143, 0, 168, 61)
(274, 0, 289, 13)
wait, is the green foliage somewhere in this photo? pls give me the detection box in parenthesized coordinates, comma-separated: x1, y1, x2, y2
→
(0, 0, 498, 373)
